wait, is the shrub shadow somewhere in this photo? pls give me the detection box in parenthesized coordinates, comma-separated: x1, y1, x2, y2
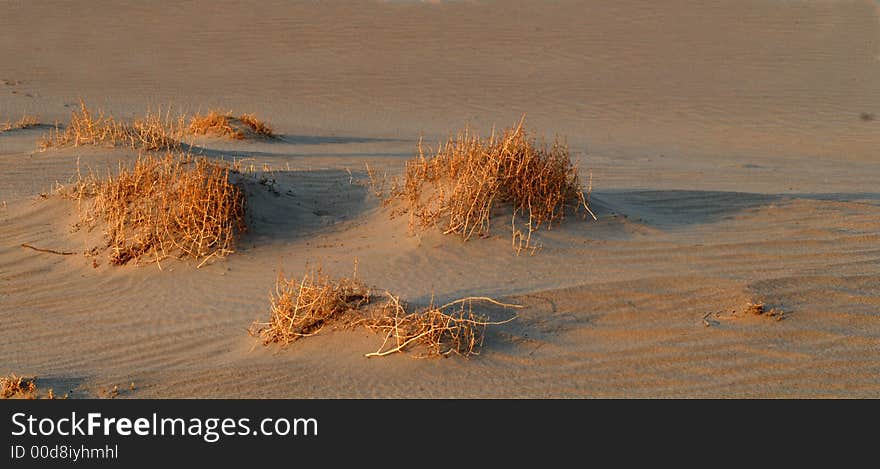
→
(234, 168, 374, 247)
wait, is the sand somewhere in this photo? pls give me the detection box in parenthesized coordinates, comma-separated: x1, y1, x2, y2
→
(1, 0, 879, 398)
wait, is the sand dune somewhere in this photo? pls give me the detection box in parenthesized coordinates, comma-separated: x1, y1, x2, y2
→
(1, 1, 879, 397)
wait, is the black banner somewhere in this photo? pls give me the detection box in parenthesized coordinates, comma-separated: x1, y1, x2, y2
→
(1, 399, 872, 466)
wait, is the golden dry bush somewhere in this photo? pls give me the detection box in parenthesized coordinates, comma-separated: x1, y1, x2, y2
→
(250, 268, 518, 358)
(249, 269, 371, 345)
(0, 374, 67, 399)
(1, 114, 40, 132)
(238, 113, 274, 137)
(363, 294, 517, 358)
(0, 374, 37, 399)
(39, 101, 183, 151)
(188, 110, 274, 140)
(67, 151, 246, 267)
(384, 118, 594, 253)
(188, 111, 236, 137)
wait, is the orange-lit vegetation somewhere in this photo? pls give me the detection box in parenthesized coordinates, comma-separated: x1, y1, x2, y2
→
(382, 118, 593, 253)
(0, 374, 66, 399)
(1, 114, 40, 132)
(39, 101, 184, 151)
(65, 152, 246, 267)
(188, 110, 274, 140)
(250, 268, 519, 358)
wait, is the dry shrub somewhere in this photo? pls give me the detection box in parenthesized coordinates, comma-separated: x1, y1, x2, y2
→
(67, 152, 246, 267)
(1, 374, 37, 399)
(0, 374, 67, 399)
(250, 269, 372, 345)
(384, 118, 594, 253)
(188, 110, 274, 140)
(238, 113, 274, 137)
(188, 111, 236, 137)
(38, 103, 274, 150)
(39, 101, 183, 151)
(250, 269, 518, 358)
(1, 114, 40, 132)
(363, 294, 517, 358)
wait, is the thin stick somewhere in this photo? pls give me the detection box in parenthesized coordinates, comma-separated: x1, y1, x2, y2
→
(439, 297, 524, 310)
(579, 191, 598, 221)
(365, 328, 438, 357)
(702, 311, 714, 327)
(21, 243, 75, 256)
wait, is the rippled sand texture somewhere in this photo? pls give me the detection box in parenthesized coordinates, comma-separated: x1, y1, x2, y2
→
(1, 1, 879, 397)
(3, 0, 879, 157)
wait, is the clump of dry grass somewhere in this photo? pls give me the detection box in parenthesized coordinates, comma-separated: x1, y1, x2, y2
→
(250, 268, 518, 358)
(383, 118, 594, 253)
(1, 374, 37, 399)
(39, 101, 184, 151)
(187, 111, 236, 137)
(38, 103, 274, 150)
(249, 268, 372, 345)
(188, 110, 274, 140)
(66, 151, 246, 267)
(0, 374, 66, 399)
(1, 114, 40, 132)
(238, 113, 274, 137)
(0, 373, 68, 399)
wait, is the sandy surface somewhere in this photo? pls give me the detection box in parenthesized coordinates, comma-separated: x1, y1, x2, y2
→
(1, 0, 879, 398)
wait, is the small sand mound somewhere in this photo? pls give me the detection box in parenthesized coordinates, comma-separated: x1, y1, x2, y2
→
(250, 268, 519, 358)
(188, 110, 275, 140)
(64, 151, 246, 267)
(381, 117, 594, 253)
(743, 301, 785, 320)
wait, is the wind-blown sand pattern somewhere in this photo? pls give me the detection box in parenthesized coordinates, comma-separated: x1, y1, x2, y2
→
(1, 1, 879, 397)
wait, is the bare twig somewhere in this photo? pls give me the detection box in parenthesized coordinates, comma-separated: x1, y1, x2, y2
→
(439, 296, 524, 311)
(21, 243, 75, 256)
(702, 311, 713, 327)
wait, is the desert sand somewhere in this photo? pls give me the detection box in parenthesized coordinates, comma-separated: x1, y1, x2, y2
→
(1, 0, 879, 398)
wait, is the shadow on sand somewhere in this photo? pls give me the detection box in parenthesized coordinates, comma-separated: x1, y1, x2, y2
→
(233, 168, 375, 248)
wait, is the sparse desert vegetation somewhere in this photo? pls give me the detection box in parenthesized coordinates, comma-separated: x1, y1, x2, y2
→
(0, 374, 65, 399)
(251, 269, 372, 345)
(3, 0, 878, 401)
(1, 114, 40, 132)
(0, 373, 37, 398)
(382, 118, 594, 253)
(64, 151, 246, 267)
(250, 268, 519, 358)
(361, 292, 518, 358)
(188, 110, 275, 139)
(39, 101, 184, 151)
(38, 102, 275, 151)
